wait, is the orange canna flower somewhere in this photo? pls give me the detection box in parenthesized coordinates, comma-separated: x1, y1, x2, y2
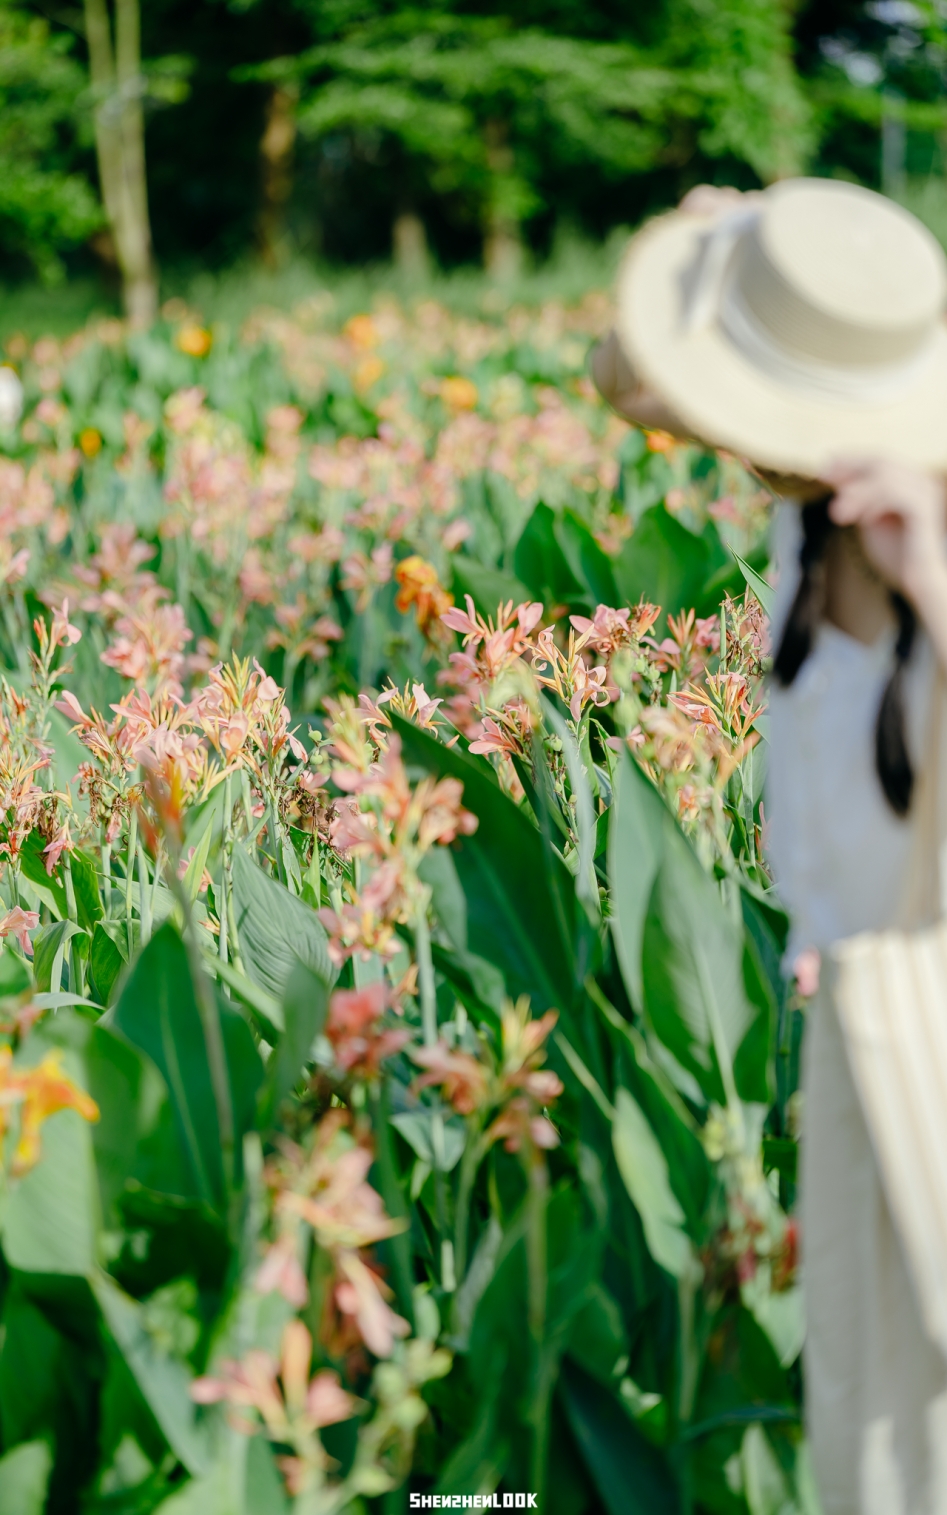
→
(175, 325, 213, 358)
(0, 1047, 99, 1175)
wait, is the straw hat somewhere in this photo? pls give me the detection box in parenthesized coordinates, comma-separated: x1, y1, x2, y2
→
(616, 178, 947, 479)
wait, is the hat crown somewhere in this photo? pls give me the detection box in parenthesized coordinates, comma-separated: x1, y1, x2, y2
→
(737, 180, 947, 371)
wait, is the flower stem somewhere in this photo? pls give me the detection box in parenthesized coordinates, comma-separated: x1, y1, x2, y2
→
(137, 841, 152, 945)
(219, 774, 232, 966)
(125, 807, 137, 959)
(527, 1149, 550, 1503)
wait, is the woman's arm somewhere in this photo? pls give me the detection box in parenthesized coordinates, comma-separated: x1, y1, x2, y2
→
(824, 458, 947, 671)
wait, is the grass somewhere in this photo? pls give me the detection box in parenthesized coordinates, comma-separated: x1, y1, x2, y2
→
(0, 225, 629, 345)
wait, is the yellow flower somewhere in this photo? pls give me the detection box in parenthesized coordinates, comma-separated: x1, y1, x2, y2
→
(78, 427, 103, 458)
(343, 313, 377, 350)
(440, 376, 478, 412)
(176, 325, 213, 358)
(0, 1047, 99, 1176)
(353, 355, 385, 392)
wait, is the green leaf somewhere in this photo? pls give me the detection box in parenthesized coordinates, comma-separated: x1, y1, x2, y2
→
(1, 1103, 98, 1274)
(183, 822, 214, 905)
(607, 751, 666, 1008)
(733, 552, 774, 615)
(93, 1272, 210, 1477)
(231, 845, 334, 1005)
(70, 850, 103, 929)
(513, 502, 585, 606)
(558, 509, 620, 607)
(258, 960, 330, 1128)
(560, 1360, 681, 1515)
(88, 919, 128, 1008)
(642, 827, 754, 1102)
(18, 831, 67, 919)
(85, 1021, 191, 1218)
(392, 714, 577, 1014)
(451, 556, 532, 619)
(0, 1440, 52, 1515)
(614, 503, 710, 624)
(0, 946, 31, 998)
(106, 923, 262, 1209)
(203, 952, 283, 1042)
(32, 919, 84, 994)
(566, 1282, 629, 1387)
(611, 1087, 696, 1282)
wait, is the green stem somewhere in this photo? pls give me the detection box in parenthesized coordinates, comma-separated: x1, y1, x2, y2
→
(63, 855, 84, 997)
(219, 774, 232, 967)
(414, 896, 437, 1047)
(369, 1081, 415, 1327)
(101, 837, 111, 918)
(527, 1150, 550, 1502)
(453, 1126, 489, 1288)
(125, 807, 137, 959)
(137, 841, 151, 945)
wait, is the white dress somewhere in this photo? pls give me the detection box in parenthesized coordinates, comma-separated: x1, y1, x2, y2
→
(766, 504, 947, 1515)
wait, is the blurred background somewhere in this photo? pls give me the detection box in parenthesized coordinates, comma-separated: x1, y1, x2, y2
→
(3, 0, 947, 333)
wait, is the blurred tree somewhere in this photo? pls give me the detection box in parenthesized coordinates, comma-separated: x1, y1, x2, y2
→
(0, 4, 101, 283)
(251, 0, 813, 270)
(83, 0, 158, 325)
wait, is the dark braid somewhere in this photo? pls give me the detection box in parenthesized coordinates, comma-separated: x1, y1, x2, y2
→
(772, 495, 916, 817)
(772, 496, 835, 687)
(874, 592, 916, 816)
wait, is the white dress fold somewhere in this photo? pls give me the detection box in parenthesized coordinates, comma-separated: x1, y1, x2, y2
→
(766, 504, 947, 1514)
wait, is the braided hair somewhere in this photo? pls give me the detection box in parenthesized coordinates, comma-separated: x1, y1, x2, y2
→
(772, 496, 917, 817)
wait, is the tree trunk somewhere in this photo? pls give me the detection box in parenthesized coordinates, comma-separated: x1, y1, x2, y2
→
(84, 0, 158, 327)
(483, 119, 523, 281)
(392, 210, 430, 279)
(258, 84, 298, 267)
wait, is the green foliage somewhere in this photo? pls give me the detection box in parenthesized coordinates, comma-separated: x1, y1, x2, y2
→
(0, 5, 100, 281)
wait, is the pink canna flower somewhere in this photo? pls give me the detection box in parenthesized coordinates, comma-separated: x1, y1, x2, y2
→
(41, 822, 74, 875)
(0, 907, 38, 956)
(50, 599, 81, 648)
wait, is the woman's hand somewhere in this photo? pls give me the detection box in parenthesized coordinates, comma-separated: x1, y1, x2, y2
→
(823, 457, 947, 606)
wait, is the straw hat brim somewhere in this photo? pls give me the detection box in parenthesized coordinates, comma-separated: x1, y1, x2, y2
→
(616, 209, 947, 480)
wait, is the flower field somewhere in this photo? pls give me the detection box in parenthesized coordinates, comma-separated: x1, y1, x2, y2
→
(0, 292, 811, 1515)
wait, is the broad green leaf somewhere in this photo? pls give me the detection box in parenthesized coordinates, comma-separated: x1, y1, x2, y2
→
(611, 1087, 696, 1282)
(0, 946, 31, 998)
(566, 1282, 629, 1386)
(18, 831, 67, 919)
(394, 714, 577, 1015)
(32, 919, 84, 994)
(107, 923, 262, 1208)
(85, 1022, 192, 1217)
(741, 1423, 792, 1515)
(204, 952, 283, 1042)
(1, 1105, 98, 1274)
(607, 750, 666, 1008)
(560, 1360, 681, 1515)
(88, 919, 128, 1008)
(390, 1110, 465, 1171)
(231, 845, 334, 1005)
(70, 850, 103, 929)
(614, 503, 710, 625)
(558, 509, 620, 608)
(258, 960, 330, 1128)
(418, 844, 467, 951)
(451, 555, 532, 620)
(0, 1439, 52, 1515)
(513, 501, 585, 607)
(642, 825, 755, 1102)
(93, 1272, 210, 1477)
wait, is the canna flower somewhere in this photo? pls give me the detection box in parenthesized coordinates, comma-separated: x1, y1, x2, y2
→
(0, 1047, 99, 1175)
(49, 600, 81, 649)
(0, 906, 38, 956)
(394, 556, 453, 638)
(258, 1111, 410, 1359)
(325, 982, 411, 1080)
